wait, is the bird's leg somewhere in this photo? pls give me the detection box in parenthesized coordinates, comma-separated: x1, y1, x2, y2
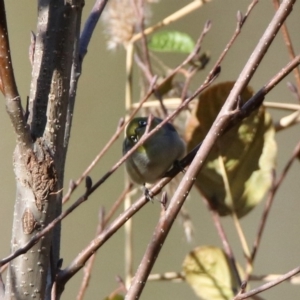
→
(143, 183, 153, 202)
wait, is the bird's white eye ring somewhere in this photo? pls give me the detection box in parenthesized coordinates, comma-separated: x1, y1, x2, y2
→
(139, 120, 147, 127)
(130, 135, 138, 142)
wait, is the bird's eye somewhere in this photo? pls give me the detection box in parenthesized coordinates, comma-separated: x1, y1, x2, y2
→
(138, 120, 147, 127)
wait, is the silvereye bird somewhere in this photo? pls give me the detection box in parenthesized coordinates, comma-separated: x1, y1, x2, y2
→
(123, 117, 186, 185)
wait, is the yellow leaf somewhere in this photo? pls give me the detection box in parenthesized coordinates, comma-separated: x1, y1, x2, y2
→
(185, 82, 276, 217)
(183, 246, 244, 300)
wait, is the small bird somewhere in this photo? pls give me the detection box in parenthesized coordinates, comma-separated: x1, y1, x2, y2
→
(123, 117, 186, 185)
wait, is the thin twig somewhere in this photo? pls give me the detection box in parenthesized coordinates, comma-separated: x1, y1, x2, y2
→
(0, 65, 217, 269)
(79, 0, 109, 61)
(76, 208, 105, 300)
(231, 213, 251, 260)
(264, 101, 300, 111)
(104, 183, 134, 226)
(250, 274, 300, 285)
(133, 0, 170, 116)
(129, 20, 212, 117)
(125, 42, 134, 111)
(124, 179, 134, 288)
(64, 0, 109, 149)
(0, 263, 7, 275)
(0, 272, 4, 299)
(231, 55, 300, 126)
(2, 49, 298, 274)
(124, 43, 135, 289)
(2, 4, 299, 287)
(125, 1, 297, 298)
(221, 0, 296, 117)
(124, 1, 210, 287)
(53, 71, 218, 288)
(233, 265, 300, 300)
(150, 20, 212, 95)
(0, 27, 219, 267)
(180, 67, 199, 101)
(59, 4, 299, 288)
(63, 118, 125, 204)
(272, 0, 300, 91)
(148, 272, 184, 282)
(130, 0, 211, 43)
(274, 109, 300, 131)
(203, 0, 259, 88)
(49, 52, 295, 291)
(216, 154, 251, 262)
(132, 0, 153, 81)
(135, 20, 212, 117)
(106, 276, 128, 299)
(63, 77, 157, 204)
(249, 140, 300, 269)
(138, 99, 300, 111)
(202, 192, 242, 289)
(61, 2, 299, 297)
(272, 83, 300, 131)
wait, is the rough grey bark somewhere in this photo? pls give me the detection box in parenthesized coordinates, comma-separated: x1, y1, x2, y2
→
(2, 1, 84, 299)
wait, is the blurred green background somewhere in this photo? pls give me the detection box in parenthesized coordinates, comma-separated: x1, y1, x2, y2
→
(1, 1, 300, 299)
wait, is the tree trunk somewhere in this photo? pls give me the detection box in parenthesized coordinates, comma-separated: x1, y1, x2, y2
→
(3, 1, 84, 298)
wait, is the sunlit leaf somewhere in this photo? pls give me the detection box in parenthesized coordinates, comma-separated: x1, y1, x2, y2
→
(148, 31, 195, 53)
(183, 246, 244, 300)
(185, 82, 277, 218)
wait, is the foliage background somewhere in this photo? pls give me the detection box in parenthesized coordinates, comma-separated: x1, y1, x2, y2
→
(0, 0, 299, 299)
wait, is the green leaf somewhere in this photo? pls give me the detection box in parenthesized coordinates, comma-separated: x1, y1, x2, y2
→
(185, 82, 277, 218)
(183, 246, 244, 300)
(148, 31, 195, 53)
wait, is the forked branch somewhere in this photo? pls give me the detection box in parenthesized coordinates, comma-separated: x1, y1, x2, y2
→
(0, 0, 31, 149)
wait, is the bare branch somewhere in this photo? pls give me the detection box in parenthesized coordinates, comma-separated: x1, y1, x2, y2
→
(132, 0, 153, 81)
(273, 0, 300, 91)
(1, 49, 295, 287)
(130, 0, 212, 43)
(56, 196, 149, 288)
(203, 0, 258, 85)
(63, 79, 157, 205)
(4, 2, 85, 298)
(64, 0, 109, 148)
(76, 208, 105, 300)
(250, 274, 300, 285)
(201, 194, 242, 288)
(0, 0, 31, 148)
(104, 183, 134, 226)
(220, 0, 296, 116)
(233, 54, 300, 125)
(125, 1, 297, 298)
(79, 0, 109, 61)
(264, 101, 300, 111)
(53, 70, 218, 289)
(148, 272, 184, 282)
(249, 140, 300, 267)
(233, 265, 300, 300)
(2, 6, 298, 297)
